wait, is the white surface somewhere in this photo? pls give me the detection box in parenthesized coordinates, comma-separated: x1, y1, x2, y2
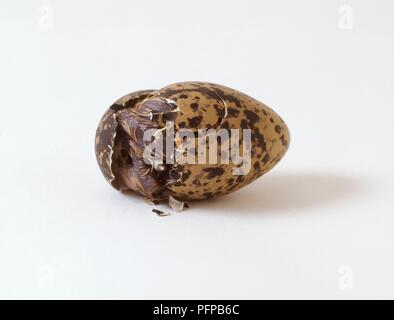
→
(1, 0, 394, 299)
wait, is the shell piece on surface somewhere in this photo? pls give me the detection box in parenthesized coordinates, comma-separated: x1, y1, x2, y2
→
(169, 195, 187, 212)
(152, 208, 171, 217)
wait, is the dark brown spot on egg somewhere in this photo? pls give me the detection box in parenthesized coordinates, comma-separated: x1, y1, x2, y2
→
(253, 128, 266, 151)
(203, 167, 225, 179)
(240, 119, 249, 129)
(262, 154, 270, 164)
(188, 116, 203, 127)
(213, 104, 225, 118)
(190, 103, 199, 111)
(228, 108, 240, 117)
(244, 110, 259, 123)
(203, 192, 214, 198)
(280, 134, 288, 147)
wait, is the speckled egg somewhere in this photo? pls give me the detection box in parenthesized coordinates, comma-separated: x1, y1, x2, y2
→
(95, 82, 290, 202)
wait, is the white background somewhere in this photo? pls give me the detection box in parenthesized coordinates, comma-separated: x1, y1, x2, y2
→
(1, 0, 393, 299)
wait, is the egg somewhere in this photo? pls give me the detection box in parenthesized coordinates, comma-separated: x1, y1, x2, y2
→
(95, 82, 290, 202)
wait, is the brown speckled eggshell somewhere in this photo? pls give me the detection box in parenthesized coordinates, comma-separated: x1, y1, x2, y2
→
(145, 82, 290, 200)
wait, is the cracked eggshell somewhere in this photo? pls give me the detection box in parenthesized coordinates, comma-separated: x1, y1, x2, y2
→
(95, 82, 290, 202)
(95, 90, 154, 190)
